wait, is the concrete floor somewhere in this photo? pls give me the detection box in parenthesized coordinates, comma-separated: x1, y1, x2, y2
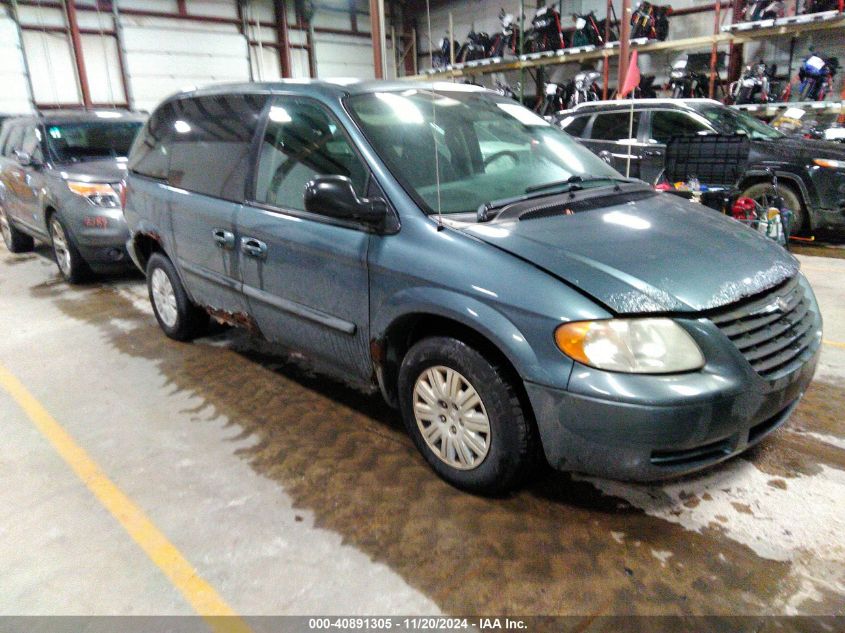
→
(0, 245, 843, 617)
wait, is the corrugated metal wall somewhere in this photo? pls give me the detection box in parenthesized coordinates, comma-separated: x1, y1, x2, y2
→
(0, 0, 387, 115)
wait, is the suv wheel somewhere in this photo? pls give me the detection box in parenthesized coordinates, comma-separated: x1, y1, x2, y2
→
(398, 336, 536, 495)
(740, 182, 807, 234)
(49, 215, 89, 283)
(0, 205, 34, 253)
(146, 252, 208, 341)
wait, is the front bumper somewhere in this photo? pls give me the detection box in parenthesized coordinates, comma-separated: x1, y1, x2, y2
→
(526, 314, 821, 481)
(67, 207, 132, 271)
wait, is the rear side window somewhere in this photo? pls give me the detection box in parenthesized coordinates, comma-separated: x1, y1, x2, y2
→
(129, 102, 178, 180)
(650, 110, 711, 143)
(165, 94, 268, 201)
(560, 115, 589, 137)
(590, 112, 640, 141)
(254, 98, 368, 212)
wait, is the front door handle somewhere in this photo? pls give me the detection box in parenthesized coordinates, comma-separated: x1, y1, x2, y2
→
(240, 237, 268, 259)
(212, 228, 235, 249)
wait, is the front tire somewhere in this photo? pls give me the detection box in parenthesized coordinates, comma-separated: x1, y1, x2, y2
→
(740, 181, 807, 235)
(0, 205, 35, 253)
(146, 252, 208, 341)
(398, 336, 537, 495)
(49, 214, 89, 284)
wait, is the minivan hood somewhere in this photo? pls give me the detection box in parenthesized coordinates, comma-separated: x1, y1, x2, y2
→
(56, 158, 128, 184)
(463, 190, 799, 314)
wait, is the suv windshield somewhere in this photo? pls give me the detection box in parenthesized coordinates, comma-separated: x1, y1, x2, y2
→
(693, 104, 783, 140)
(346, 89, 620, 215)
(46, 121, 143, 163)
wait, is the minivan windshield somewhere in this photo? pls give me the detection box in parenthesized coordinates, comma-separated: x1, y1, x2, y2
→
(693, 104, 783, 140)
(346, 89, 622, 215)
(45, 121, 143, 163)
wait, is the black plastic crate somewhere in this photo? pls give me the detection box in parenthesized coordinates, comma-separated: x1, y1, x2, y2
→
(664, 134, 750, 186)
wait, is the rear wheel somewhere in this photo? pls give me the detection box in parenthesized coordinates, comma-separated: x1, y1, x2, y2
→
(398, 336, 537, 495)
(0, 205, 34, 253)
(146, 252, 208, 341)
(49, 214, 89, 283)
(740, 181, 807, 235)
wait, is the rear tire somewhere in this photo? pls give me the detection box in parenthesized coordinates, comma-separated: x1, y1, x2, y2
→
(0, 205, 35, 253)
(398, 336, 537, 495)
(146, 252, 208, 341)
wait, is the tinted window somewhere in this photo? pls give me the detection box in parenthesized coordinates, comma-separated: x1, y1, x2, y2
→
(560, 115, 589, 137)
(166, 94, 268, 201)
(254, 98, 368, 211)
(650, 110, 710, 143)
(590, 112, 640, 141)
(45, 121, 141, 163)
(129, 102, 178, 180)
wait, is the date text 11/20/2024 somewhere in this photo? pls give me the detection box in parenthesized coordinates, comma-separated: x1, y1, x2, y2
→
(307, 617, 528, 630)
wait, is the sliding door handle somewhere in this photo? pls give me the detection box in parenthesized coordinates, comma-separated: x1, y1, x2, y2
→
(212, 228, 235, 249)
(240, 237, 268, 259)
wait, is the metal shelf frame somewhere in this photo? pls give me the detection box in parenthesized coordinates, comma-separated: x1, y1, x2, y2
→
(406, 5, 845, 100)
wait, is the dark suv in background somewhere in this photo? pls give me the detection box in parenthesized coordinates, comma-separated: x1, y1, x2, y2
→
(0, 111, 144, 282)
(556, 98, 845, 234)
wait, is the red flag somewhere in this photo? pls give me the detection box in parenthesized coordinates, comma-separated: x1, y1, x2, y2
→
(619, 50, 641, 98)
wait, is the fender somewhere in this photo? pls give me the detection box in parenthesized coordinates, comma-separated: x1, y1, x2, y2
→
(371, 286, 573, 390)
(129, 219, 200, 306)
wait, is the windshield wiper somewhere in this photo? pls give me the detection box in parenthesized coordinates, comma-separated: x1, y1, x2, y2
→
(477, 176, 633, 222)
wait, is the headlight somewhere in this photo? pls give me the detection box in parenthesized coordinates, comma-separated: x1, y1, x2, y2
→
(813, 158, 845, 170)
(555, 318, 705, 374)
(67, 181, 121, 208)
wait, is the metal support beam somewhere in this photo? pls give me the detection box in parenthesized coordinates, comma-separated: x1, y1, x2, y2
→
(111, 1, 134, 110)
(275, 0, 292, 78)
(369, 0, 383, 79)
(64, 0, 92, 107)
(617, 0, 632, 94)
(727, 0, 746, 83)
(10, 0, 37, 112)
(709, 0, 722, 98)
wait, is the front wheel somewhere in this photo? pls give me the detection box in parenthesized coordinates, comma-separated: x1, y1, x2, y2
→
(49, 214, 90, 284)
(146, 252, 208, 341)
(398, 336, 537, 495)
(740, 181, 807, 235)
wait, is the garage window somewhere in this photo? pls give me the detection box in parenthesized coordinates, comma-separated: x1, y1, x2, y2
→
(254, 98, 368, 212)
(165, 94, 268, 201)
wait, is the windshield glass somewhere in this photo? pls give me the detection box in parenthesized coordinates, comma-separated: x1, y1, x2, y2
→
(346, 89, 621, 215)
(46, 121, 143, 163)
(695, 104, 783, 140)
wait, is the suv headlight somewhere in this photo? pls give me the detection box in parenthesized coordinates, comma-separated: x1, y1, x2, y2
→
(555, 318, 705, 374)
(67, 181, 121, 208)
(813, 158, 845, 170)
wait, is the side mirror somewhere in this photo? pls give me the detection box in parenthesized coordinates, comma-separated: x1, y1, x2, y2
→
(304, 175, 387, 225)
(598, 150, 613, 165)
(13, 150, 34, 167)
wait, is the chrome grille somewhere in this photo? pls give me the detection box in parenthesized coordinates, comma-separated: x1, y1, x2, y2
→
(709, 276, 817, 380)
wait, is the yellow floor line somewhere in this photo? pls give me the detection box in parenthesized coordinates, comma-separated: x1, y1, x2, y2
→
(824, 339, 845, 350)
(0, 363, 251, 633)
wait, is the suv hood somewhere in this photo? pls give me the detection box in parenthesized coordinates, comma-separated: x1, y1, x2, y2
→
(462, 190, 799, 314)
(56, 158, 128, 184)
(751, 135, 845, 161)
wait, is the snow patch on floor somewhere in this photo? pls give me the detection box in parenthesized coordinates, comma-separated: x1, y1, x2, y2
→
(579, 459, 845, 612)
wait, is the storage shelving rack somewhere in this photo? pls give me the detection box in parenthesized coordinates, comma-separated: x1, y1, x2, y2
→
(406, 1, 845, 109)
